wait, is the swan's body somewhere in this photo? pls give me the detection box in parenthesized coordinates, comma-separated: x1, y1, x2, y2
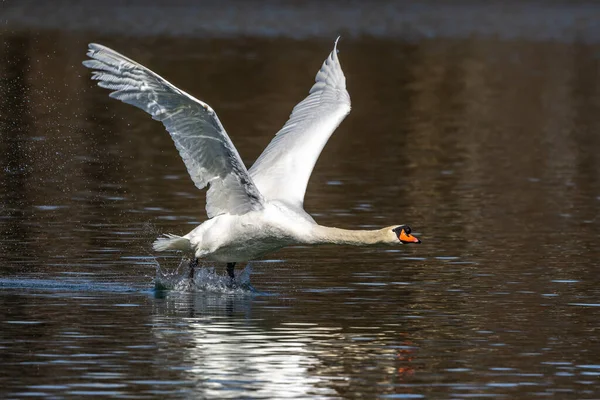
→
(83, 39, 421, 277)
(175, 202, 314, 262)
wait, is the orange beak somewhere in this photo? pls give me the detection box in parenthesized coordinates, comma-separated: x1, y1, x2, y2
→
(400, 229, 421, 244)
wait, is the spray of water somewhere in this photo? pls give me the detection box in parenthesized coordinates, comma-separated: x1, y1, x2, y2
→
(153, 257, 255, 294)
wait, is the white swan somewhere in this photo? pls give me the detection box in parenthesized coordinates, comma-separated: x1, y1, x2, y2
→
(83, 39, 421, 280)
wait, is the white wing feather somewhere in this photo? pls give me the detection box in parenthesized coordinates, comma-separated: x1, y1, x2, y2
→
(249, 38, 351, 207)
(83, 44, 263, 218)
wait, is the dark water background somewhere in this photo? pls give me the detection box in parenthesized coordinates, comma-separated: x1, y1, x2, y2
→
(1, 1, 599, 398)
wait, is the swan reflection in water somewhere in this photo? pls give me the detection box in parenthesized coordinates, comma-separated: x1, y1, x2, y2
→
(151, 293, 343, 398)
(150, 291, 419, 398)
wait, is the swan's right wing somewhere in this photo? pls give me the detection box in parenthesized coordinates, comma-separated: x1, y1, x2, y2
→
(249, 39, 351, 207)
(83, 44, 264, 218)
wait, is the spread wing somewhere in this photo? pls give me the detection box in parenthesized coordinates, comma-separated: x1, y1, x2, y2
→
(249, 38, 351, 207)
(83, 44, 264, 218)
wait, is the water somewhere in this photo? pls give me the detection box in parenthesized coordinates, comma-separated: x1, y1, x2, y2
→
(1, 2, 600, 398)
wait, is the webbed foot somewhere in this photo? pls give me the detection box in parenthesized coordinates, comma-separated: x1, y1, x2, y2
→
(226, 262, 236, 288)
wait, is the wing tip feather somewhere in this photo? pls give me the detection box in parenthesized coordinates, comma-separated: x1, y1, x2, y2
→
(310, 36, 346, 93)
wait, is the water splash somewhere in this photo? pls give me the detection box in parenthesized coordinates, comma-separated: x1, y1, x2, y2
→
(153, 257, 256, 294)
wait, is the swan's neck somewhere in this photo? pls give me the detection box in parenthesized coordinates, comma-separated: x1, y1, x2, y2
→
(308, 225, 388, 246)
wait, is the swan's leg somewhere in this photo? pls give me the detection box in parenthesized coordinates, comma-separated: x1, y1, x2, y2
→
(189, 258, 198, 280)
(226, 262, 236, 280)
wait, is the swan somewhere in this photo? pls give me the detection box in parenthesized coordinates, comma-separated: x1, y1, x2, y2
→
(83, 38, 421, 280)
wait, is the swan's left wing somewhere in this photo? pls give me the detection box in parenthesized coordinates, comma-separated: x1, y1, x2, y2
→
(83, 44, 263, 218)
(249, 38, 351, 207)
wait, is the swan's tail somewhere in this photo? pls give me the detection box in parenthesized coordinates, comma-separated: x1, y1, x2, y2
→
(153, 234, 192, 252)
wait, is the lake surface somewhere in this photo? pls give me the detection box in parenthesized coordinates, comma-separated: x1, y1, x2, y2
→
(1, 2, 600, 398)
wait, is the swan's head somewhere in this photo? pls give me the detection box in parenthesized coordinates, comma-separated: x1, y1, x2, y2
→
(390, 225, 421, 245)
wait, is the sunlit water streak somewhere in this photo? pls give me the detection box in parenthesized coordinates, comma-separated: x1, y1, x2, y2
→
(0, 278, 144, 293)
(3, 1, 600, 42)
